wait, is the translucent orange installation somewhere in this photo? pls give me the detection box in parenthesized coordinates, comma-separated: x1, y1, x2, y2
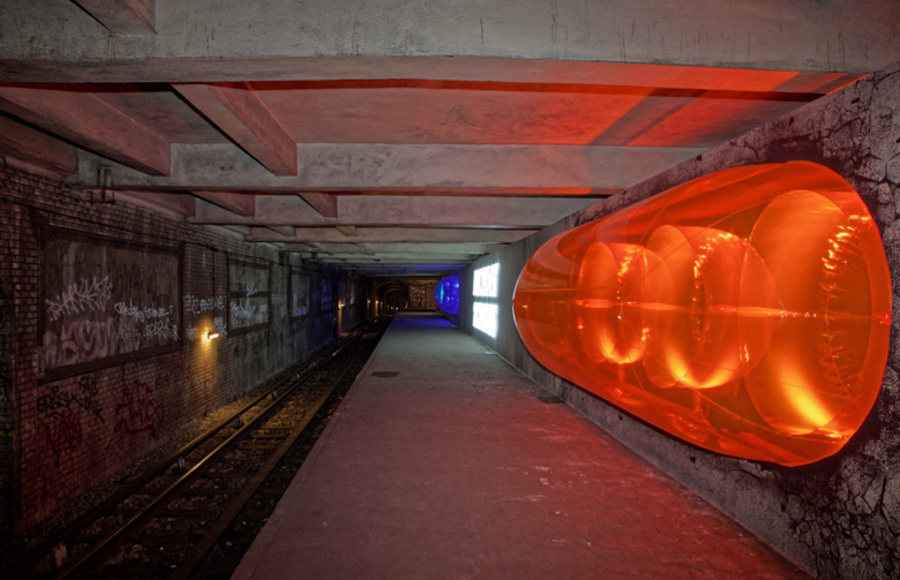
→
(513, 162, 892, 466)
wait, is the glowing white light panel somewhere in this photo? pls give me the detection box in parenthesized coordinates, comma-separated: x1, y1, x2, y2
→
(473, 263, 499, 298)
(472, 263, 500, 338)
(473, 302, 499, 338)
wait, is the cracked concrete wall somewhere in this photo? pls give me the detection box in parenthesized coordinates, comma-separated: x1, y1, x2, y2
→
(464, 59, 900, 579)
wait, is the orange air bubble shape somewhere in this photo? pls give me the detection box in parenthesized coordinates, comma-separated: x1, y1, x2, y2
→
(513, 162, 892, 466)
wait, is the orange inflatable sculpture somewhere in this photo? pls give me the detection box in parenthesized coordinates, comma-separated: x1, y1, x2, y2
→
(513, 162, 891, 466)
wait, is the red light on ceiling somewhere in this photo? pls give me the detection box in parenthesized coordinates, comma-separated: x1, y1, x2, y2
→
(513, 162, 892, 466)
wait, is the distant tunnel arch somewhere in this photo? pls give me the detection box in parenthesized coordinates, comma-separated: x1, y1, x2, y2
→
(376, 280, 409, 311)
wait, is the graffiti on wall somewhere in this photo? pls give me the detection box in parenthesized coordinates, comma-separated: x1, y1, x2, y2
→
(290, 272, 310, 317)
(184, 294, 225, 316)
(408, 281, 437, 310)
(43, 408, 82, 461)
(113, 379, 163, 437)
(114, 301, 178, 341)
(228, 260, 270, 332)
(45, 276, 113, 321)
(183, 294, 227, 342)
(38, 375, 103, 464)
(37, 375, 104, 423)
(38, 370, 167, 466)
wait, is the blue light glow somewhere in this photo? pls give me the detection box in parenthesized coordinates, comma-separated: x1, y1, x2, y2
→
(434, 275, 460, 314)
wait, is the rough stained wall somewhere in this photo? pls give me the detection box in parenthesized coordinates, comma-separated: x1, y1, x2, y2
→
(0, 284, 12, 536)
(0, 167, 367, 532)
(464, 60, 900, 579)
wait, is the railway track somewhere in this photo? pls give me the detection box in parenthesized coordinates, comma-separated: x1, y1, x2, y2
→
(4, 316, 391, 579)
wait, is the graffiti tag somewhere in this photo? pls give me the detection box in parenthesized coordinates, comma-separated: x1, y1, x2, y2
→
(45, 277, 113, 321)
(184, 294, 225, 315)
(36, 375, 104, 423)
(114, 380, 163, 437)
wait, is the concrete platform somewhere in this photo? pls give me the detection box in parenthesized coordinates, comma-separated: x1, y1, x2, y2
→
(233, 313, 810, 580)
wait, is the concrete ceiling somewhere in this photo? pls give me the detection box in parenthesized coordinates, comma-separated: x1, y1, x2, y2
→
(1, 0, 899, 278)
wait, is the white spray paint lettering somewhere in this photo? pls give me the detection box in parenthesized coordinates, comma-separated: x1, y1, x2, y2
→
(183, 294, 225, 315)
(114, 300, 174, 322)
(45, 276, 113, 321)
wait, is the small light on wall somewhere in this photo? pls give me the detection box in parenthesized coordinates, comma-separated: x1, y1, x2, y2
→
(207, 331, 220, 340)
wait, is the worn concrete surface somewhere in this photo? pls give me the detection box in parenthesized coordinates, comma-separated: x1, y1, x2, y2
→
(234, 313, 809, 580)
(4, 0, 900, 73)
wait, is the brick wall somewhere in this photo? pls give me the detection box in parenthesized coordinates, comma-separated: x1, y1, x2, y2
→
(467, 60, 900, 579)
(0, 282, 12, 536)
(0, 167, 366, 531)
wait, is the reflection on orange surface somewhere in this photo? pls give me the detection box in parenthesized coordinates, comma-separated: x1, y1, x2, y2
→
(513, 162, 892, 466)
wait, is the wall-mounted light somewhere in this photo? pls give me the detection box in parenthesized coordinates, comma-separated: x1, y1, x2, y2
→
(207, 331, 220, 340)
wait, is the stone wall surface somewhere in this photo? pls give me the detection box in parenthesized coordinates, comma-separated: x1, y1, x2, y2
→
(0, 167, 366, 533)
(464, 60, 900, 579)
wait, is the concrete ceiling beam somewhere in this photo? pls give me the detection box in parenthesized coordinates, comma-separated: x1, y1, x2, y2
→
(299, 192, 338, 218)
(0, 86, 170, 175)
(190, 191, 256, 216)
(117, 191, 195, 218)
(265, 225, 295, 237)
(6, 0, 900, 73)
(263, 238, 508, 266)
(0, 56, 865, 91)
(0, 115, 78, 177)
(220, 225, 253, 236)
(288, 242, 501, 255)
(173, 82, 298, 176)
(315, 254, 472, 264)
(188, 194, 596, 227)
(71, 0, 156, 35)
(245, 227, 536, 244)
(318, 264, 461, 277)
(70, 143, 702, 192)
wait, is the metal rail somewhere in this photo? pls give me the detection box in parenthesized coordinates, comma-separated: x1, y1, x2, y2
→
(3, 317, 386, 580)
(169, 346, 369, 579)
(52, 318, 384, 579)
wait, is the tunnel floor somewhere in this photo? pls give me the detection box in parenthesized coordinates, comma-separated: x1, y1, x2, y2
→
(232, 312, 810, 579)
